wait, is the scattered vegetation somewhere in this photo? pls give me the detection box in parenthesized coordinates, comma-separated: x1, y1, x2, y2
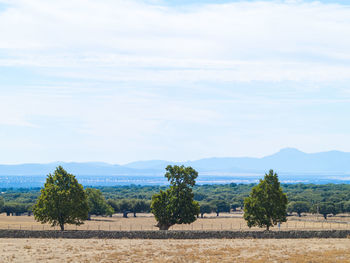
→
(2, 167, 350, 229)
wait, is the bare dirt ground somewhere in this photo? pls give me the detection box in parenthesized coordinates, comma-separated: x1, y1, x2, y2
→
(1, 212, 350, 231)
(1, 238, 350, 262)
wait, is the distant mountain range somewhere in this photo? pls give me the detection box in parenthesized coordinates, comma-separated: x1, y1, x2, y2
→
(1, 148, 350, 176)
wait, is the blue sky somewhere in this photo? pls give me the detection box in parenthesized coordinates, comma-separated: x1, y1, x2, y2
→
(0, 0, 350, 164)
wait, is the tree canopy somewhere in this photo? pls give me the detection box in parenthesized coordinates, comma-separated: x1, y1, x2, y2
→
(317, 202, 337, 219)
(244, 170, 288, 231)
(0, 197, 4, 212)
(199, 203, 213, 218)
(33, 166, 89, 230)
(86, 188, 114, 218)
(212, 200, 230, 216)
(6, 181, 350, 220)
(151, 165, 200, 230)
(287, 201, 310, 217)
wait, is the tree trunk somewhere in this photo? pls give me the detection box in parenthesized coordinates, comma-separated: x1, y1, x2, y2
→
(323, 214, 327, 220)
(201, 213, 204, 218)
(266, 225, 270, 231)
(298, 212, 301, 217)
(87, 214, 91, 220)
(123, 211, 128, 218)
(158, 224, 170, 230)
(216, 211, 219, 217)
(60, 223, 64, 231)
(133, 212, 136, 217)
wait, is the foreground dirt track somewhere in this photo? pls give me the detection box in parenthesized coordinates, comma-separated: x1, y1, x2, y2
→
(1, 238, 350, 262)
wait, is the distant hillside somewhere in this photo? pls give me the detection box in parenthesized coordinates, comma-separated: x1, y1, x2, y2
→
(1, 148, 350, 176)
(125, 148, 350, 174)
(0, 162, 139, 176)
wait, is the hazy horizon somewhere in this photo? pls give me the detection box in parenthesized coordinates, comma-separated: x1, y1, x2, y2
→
(0, 147, 347, 165)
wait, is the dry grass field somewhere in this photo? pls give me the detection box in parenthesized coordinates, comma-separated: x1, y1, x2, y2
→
(2, 212, 350, 262)
(1, 212, 350, 231)
(1, 238, 350, 262)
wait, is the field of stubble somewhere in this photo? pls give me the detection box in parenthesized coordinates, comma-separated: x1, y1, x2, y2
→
(1, 238, 350, 262)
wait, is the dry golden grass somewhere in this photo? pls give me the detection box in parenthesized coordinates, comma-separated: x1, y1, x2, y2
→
(1, 212, 350, 231)
(1, 238, 350, 262)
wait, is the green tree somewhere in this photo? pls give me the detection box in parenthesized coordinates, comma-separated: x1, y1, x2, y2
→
(318, 202, 336, 220)
(151, 165, 200, 230)
(2, 202, 26, 216)
(33, 166, 89, 231)
(131, 199, 150, 217)
(119, 199, 133, 218)
(287, 201, 310, 217)
(231, 202, 241, 212)
(343, 201, 350, 213)
(211, 200, 230, 216)
(0, 197, 4, 212)
(86, 188, 114, 219)
(199, 203, 213, 218)
(107, 199, 119, 213)
(244, 169, 288, 231)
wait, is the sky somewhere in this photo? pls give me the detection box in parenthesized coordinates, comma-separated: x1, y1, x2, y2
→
(0, 0, 350, 164)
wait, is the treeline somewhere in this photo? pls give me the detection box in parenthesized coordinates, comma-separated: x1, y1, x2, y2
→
(106, 199, 150, 218)
(2, 183, 350, 219)
(0, 188, 150, 219)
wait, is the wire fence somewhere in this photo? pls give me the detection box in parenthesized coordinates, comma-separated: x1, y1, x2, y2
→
(1, 219, 350, 232)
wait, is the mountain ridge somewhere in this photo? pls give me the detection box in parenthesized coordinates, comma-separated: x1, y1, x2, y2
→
(1, 148, 350, 176)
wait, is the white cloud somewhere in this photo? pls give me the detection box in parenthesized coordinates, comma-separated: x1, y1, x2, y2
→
(0, 0, 350, 83)
(1, 0, 350, 163)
